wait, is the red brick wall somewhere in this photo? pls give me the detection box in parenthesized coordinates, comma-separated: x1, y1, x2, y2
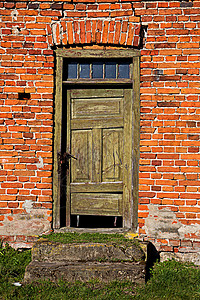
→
(138, 0, 200, 261)
(0, 0, 200, 260)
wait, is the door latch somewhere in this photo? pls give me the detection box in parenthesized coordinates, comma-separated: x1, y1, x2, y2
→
(58, 152, 77, 174)
(58, 152, 77, 165)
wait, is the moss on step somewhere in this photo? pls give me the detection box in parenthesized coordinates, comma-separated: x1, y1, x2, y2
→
(40, 232, 140, 248)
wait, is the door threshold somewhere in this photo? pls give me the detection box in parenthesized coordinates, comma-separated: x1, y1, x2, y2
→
(54, 227, 130, 234)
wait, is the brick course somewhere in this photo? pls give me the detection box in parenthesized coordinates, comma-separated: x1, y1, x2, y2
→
(0, 0, 200, 262)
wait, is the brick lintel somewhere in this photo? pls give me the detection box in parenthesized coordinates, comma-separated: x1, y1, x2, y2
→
(47, 19, 141, 48)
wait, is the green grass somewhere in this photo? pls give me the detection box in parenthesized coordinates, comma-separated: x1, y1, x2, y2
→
(135, 259, 200, 300)
(1, 280, 137, 300)
(0, 243, 31, 299)
(0, 243, 31, 283)
(41, 232, 140, 247)
(0, 242, 200, 299)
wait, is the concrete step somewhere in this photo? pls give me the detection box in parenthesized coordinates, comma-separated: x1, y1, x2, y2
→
(32, 239, 145, 263)
(24, 237, 146, 283)
(24, 261, 145, 283)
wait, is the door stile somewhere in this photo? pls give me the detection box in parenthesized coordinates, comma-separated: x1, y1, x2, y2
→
(132, 55, 140, 231)
(123, 89, 133, 229)
(66, 90, 71, 226)
(53, 56, 63, 229)
(92, 128, 102, 183)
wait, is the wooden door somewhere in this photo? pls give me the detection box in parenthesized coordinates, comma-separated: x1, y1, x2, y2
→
(66, 88, 132, 224)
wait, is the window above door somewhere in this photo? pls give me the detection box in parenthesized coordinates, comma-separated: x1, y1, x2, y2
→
(56, 49, 140, 85)
(65, 60, 131, 80)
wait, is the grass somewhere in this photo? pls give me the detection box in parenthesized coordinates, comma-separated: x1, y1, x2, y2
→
(135, 259, 200, 300)
(0, 241, 200, 299)
(1, 279, 137, 300)
(41, 232, 140, 247)
(0, 243, 31, 299)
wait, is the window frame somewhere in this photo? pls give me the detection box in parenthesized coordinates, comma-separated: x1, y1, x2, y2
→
(65, 60, 131, 80)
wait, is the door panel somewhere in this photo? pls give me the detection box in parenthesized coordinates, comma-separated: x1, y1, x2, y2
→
(71, 89, 123, 119)
(102, 128, 123, 182)
(67, 88, 130, 218)
(71, 130, 92, 183)
(71, 193, 122, 216)
(91, 128, 102, 183)
(72, 98, 123, 118)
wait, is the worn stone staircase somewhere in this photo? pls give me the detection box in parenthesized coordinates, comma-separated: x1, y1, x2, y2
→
(24, 237, 146, 283)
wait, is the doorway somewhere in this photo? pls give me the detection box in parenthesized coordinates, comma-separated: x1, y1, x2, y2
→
(53, 49, 140, 231)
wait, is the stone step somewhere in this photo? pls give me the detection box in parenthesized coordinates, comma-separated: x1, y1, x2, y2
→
(24, 237, 146, 283)
(24, 261, 145, 283)
(32, 239, 145, 263)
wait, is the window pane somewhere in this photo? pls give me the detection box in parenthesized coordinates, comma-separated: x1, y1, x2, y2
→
(92, 62, 103, 78)
(105, 62, 116, 79)
(118, 63, 130, 78)
(80, 63, 90, 78)
(68, 63, 77, 79)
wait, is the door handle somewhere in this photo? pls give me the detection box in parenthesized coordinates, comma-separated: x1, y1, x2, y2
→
(58, 152, 77, 165)
(58, 152, 77, 174)
(65, 152, 77, 160)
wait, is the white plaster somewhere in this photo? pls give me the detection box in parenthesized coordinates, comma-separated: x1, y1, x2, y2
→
(178, 223, 200, 240)
(52, 22, 60, 44)
(12, 26, 20, 35)
(22, 200, 33, 214)
(145, 204, 200, 240)
(160, 252, 200, 266)
(11, 10, 18, 21)
(145, 205, 181, 239)
(36, 156, 44, 169)
(0, 209, 51, 236)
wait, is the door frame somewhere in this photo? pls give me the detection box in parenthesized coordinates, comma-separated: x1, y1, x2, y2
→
(53, 49, 140, 231)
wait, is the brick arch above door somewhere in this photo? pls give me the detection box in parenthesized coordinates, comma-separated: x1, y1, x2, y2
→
(47, 18, 141, 48)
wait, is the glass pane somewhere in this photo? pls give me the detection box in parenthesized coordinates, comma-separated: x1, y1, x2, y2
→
(105, 62, 116, 79)
(92, 62, 103, 78)
(79, 63, 90, 78)
(67, 63, 77, 79)
(118, 63, 130, 78)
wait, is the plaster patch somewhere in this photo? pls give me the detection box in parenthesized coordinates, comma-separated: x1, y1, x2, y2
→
(52, 22, 60, 44)
(36, 156, 44, 169)
(11, 10, 19, 21)
(145, 205, 200, 240)
(12, 26, 20, 35)
(0, 209, 51, 236)
(178, 223, 200, 240)
(22, 200, 33, 213)
(145, 205, 181, 239)
(160, 252, 200, 266)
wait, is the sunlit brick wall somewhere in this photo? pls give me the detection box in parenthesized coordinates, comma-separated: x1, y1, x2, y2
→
(0, 0, 200, 260)
(138, 1, 200, 261)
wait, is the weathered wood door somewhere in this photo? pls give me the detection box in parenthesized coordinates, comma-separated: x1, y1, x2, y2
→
(66, 88, 132, 225)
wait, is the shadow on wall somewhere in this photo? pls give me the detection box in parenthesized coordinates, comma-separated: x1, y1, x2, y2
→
(145, 242, 160, 282)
